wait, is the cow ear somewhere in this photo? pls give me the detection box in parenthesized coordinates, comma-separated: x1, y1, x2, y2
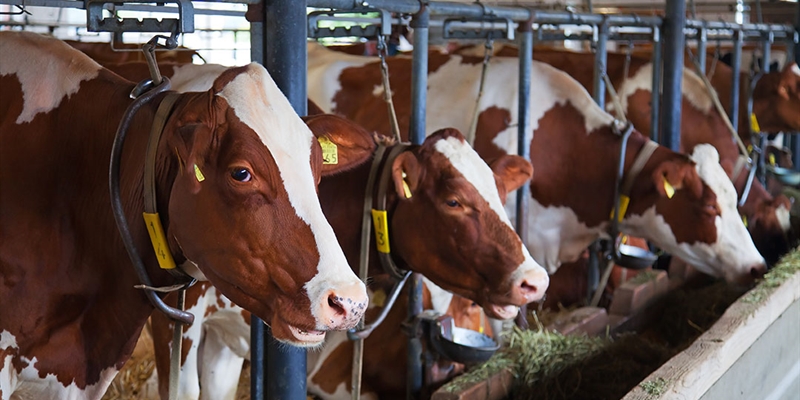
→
(391, 151, 420, 201)
(651, 157, 703, 199)
(490, 155, 533, 194)
(304, 114, 376, 177)
(169, 124, 208, 194)
(778, 63, 800, 100)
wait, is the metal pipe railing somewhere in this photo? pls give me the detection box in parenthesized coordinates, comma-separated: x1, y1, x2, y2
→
(661, 0, 686, 152)
(593, 20, 609, 109)
(516, 20, 533, 242)
(730, 29, 743, 134)
(650, 26, 662, 143)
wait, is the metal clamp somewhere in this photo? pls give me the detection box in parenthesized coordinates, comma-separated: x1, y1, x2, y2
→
(85, 0, 194, 34)
(307, 7, 396, 39)
(442, 16, 515, 40)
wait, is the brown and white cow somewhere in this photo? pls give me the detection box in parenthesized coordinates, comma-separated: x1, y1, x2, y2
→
(454, 44, 794, 266)
(0, 32, 369, 399)
(307, 42, 767, 284)
(140, 112, 545, 399)
(522, 49, 794, 266)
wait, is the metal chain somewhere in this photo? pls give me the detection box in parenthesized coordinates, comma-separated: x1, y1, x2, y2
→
(377, 35, 402, 142)
(466, 38, 494, 147)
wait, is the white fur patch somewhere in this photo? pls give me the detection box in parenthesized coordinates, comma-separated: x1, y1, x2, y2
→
(0, 32, 101, 124)
(307, 42, 380, 114)
(617, 63, 713, 116)
(505, 196, 607, 274)
(776, 204, 791, 232)
(422, 277, 454, 315)
(10, 356, 117, 400)
(791, 64, 800, 77)
(217, 63, 363, 329)
(433, 136, 547, 281)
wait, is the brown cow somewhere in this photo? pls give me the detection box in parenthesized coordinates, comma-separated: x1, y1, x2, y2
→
(456, 44, 794, 266)
(0, 32, 370, 398)
(141, 112, 544, 399)
(307, 42, 767, 285)
(65, 39, 198, 65)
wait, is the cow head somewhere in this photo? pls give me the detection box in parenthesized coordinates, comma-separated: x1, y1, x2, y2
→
(162, 64, 368, 347)
(389, 128, 549, 319)
(741, 189, 793, 267)
(626, 144, 767, 285)
(776, 63, 800, 129)
(753, 63, 800, 133)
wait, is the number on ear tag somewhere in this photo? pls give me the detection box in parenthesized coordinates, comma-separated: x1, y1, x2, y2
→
(194, 164, 205, 182)
(662, 176, 675, 199)
(371, 209, 391, 253)
(318, 136, 338, 165)
(143, 212, 177, 270)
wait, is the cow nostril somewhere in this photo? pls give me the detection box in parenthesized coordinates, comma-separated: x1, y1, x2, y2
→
(520, 281, 538, 295)
(750, 267, 765, 278)
(327, 295, 346, 317)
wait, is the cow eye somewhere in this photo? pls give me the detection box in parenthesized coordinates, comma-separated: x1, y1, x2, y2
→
(446, 199, 460, 208)
(231, 168, 252, 182)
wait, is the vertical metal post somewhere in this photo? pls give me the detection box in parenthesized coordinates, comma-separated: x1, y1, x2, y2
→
(593, 20, 609, 108)
(730, 29, 743, 134)
(697, 27, 707, 75)
(650, 26, 662, 143)
(407, 7, 429, 400)
(247, 4, 265, 399)
(792, 135, 800, 171)
(264, 1, 308, 399)
(761, 32, 772, 73)
(794, 1, 800, 66)
(516, 20, 533, 242)
(661, 0, 686, 151)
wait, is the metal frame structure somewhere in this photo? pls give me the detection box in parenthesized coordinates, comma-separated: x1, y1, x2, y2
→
(3, 0, 799, 399)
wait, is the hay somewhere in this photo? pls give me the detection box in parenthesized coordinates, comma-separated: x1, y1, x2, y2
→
(742, 249, 800, 306)
(639, 377, 668, 397)
(102, 323, 158, 400)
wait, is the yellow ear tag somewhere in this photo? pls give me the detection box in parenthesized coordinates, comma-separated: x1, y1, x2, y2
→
(662, 176, 675, 199)
(318, 136, 338, 165)
(769, 153, 776, 166)
(610, 195, 630, 222)
(142, 213, 177, 270)
(371, 209, 391, 253)
(371, 289, 387, 308)
(750, 113, 761, 133)
(742, 214, 748, 228)
(194, 164, 205, 182)
(401, 171, 412, 199)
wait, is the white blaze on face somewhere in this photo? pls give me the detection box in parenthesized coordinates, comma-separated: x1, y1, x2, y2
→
(791, 63, 800, 77)
(623, 145, 765, 281)
(217, 63, 364, 328)
(433, 136, 547, 283)
(170, 64, 229, 92)
(0, 32, 101, 124)
(776, 204, 791, 232)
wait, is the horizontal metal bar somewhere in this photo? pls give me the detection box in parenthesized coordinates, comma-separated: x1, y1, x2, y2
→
(686, 19, 795, 34)
(308, 0, 661, 26)
(113, 4, 244, 17)
(0, 0, 257, 9)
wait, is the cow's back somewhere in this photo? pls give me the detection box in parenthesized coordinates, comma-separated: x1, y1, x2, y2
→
(1, 31, 152, 399)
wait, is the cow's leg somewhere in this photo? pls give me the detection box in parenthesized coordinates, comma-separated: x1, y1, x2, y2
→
(197, 325, 244, 400)
(0, 350, 17, 400)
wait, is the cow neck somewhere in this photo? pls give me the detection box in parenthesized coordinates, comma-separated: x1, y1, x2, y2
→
(143, 91, 195, 286)
(369, 142, 412, 281)
(609, 123, 658, 236)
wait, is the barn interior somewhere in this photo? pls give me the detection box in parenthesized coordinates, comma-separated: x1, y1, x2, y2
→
(1, 0, 799, 399)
